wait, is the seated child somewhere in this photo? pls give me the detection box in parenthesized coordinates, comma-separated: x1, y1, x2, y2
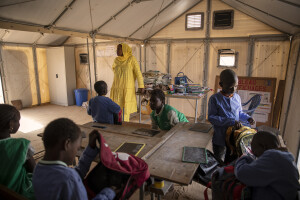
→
(150, 89, 188, 130)
(208, 69, 255, 162)
(33, 118, 116, 200)
(235, 131, 300, 200)
(0, 104, 35, 200)
(88, 81, 121, 124)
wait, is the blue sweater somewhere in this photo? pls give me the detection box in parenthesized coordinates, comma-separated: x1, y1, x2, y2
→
(208, 92, 250, 146)
(33, 146, 115, 200)
(88, 96, 120, 124)
(235, 149, 300, 200)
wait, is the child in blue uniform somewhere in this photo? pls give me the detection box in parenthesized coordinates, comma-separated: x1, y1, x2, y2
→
(88, 81, 121, 124)
(208, 69, 255, 162)
(33, 118, 116, 200)
(235, 131, 300, 200)
(150, 89, 188, 130)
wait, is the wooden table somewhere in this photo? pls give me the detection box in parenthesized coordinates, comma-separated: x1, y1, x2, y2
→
(81, 122, 213, 186)
(80, 122, 171, 159)
(137, 91, 210, 123)
(144, 122, 213, 185)
(38, 121, 212, 186)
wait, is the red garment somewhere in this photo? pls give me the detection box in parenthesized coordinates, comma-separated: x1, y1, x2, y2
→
(86, 133, 150, 200)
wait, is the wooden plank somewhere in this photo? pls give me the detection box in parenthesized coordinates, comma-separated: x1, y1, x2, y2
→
(79, 122, 169, 158)
(272, 80, 286, 128)
(81, 122, 167, 139)
(80, 126, 162, 158)
(145, 122, 213, 185)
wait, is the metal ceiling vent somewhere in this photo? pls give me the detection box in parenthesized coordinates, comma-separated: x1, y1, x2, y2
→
(213, 10, 234, 29)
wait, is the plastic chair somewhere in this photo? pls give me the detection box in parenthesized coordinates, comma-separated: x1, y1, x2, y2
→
(242, 94, 262, 117)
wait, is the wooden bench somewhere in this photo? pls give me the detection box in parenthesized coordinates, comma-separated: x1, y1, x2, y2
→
(0, 184, 28, 200)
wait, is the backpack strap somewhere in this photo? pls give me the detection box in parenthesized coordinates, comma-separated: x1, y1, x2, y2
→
(204, 181, 212, 200)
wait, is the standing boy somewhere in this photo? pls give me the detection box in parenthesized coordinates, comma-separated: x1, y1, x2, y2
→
(88, 81, 121, 124)
(208, 69, 255, 162)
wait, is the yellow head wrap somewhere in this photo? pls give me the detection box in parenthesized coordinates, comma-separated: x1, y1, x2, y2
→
(116, 43, 132, 62)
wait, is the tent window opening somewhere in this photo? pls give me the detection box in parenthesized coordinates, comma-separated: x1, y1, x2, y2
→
(185, 12, 204, 30)
(218, 49, 238, 68)
(213, 10, 234, 29)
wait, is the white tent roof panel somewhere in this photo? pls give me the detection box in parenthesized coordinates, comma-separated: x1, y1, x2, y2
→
(131, 0, 201, 39)
(0, 0, 299, 45)
(37, 33, 69, 46)
(222, 0, 300, 34)
(99, 0, 173, 38)
(233, 0, 299, 25)
(0, 0, 69, 25)
(55, 0, 129, 32)
(0, 29, 41, 44)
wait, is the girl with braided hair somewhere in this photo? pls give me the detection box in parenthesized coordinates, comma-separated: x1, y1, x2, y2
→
(0, 104, 35, 200)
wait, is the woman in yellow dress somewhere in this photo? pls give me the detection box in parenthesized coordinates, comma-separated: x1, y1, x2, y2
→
(110, 43, 144, 121)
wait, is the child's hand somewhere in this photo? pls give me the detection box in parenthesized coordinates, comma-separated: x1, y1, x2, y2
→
(247, 117, 255, 125)
(234, 121, 242, 130)
(88, 130, 99, 149)
(137, 88, 145, 94)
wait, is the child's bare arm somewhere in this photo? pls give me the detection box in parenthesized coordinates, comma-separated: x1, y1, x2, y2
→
(25, 155, 36, 173)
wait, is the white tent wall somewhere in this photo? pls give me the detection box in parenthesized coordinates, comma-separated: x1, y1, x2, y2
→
(251, 40, 289, 94)
(74, 43, 141, 99)
(279, 35, 300, 159)
(152, 0, 282, 40)
(74, 45, 94, 99)
(147, 0, 290, 119)
(36, 48, 50, 104)
(145, 44, 168, 74)
(1, 46, 38, 107)
(169, 42, 205, 118)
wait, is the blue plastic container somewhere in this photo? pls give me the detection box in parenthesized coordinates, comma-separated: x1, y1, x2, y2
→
(74, 88, 88, 106)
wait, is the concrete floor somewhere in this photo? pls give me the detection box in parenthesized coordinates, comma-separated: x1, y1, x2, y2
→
(12, 103, 211, 200)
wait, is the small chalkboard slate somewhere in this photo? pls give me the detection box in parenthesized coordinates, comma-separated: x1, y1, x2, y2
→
(115, 142, 145, 156)
(182, 147, 207, 164)
(189, 123, 212, 133)
(132, 128, 160, 137)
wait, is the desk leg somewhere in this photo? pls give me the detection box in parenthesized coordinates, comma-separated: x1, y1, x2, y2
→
(195, 99, 198, 123)
(139, 95, 141, 123)
(139, 182, 144, 200)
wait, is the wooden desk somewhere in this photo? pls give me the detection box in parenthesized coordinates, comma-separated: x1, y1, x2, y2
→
(40, 121, 212, 186)
(79, 122, 172, 159)
(144, 122, 213, 185)
(137, 90, 210, 123)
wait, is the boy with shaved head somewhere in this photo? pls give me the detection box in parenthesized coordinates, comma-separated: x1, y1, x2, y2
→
(208, 69, 255, 162)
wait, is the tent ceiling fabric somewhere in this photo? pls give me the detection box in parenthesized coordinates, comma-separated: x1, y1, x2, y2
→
(0, 28, 68, 46)
(222, 0, 300, 35)
(0, 0, 299, 45)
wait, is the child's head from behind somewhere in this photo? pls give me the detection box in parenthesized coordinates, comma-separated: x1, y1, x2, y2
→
(0, 104, 20, 135)
(43, 118, 81, 165)
(94, 81, 107, 96)
(251, 131, 280, 157)
(150, 89, 165, 111)
(219, 69, 238, 95)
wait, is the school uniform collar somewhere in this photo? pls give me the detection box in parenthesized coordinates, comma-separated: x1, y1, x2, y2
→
(154, 105, 164, 116)
(39, 160, 68, 167)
